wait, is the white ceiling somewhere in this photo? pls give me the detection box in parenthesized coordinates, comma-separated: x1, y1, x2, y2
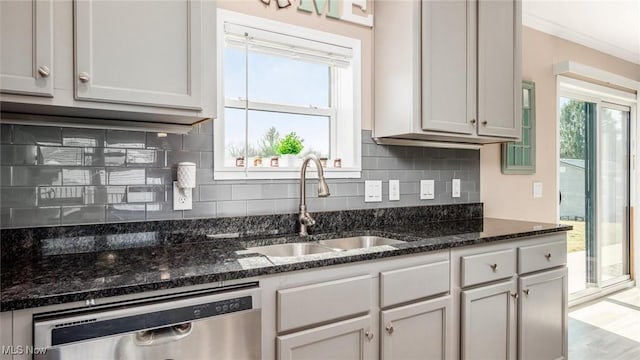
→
(522, 0, 640, 64)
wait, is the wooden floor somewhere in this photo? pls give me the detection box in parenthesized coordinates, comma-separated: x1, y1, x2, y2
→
(569, 287, 640, 359)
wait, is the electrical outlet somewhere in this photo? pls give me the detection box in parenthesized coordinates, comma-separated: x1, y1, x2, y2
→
(173, 181, 193, 210)
(389, 180, 400, 201)
(420, 180, 435, 200)
(365, 180, 382, 202)
(452, 179, 461, 198)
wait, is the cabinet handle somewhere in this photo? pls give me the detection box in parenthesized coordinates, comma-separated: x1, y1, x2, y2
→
(365, 331, 374, 341)
(490, 263, 498, 272)
(481, 121, 488, 126)
(385, 324, 394, 335)
(511, 292, 519, 299)
(545, 253, 552, 260)
(78, 72, 90, 83)
(37, 65, 50, 78)
(523, 289, 531, 296)
(470, 119, 476, 125)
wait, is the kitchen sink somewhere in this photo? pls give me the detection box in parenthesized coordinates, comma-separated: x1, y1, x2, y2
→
(318, 236, 405, 250)
(247, 243, 336, 257)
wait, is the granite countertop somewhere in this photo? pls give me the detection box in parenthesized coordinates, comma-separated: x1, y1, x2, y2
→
(0, 216, 570, 311)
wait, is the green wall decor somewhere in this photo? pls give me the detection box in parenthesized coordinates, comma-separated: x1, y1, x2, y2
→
(502, 80, 536, 174)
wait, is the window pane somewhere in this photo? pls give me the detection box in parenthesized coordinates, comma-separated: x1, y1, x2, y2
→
(247, 110, 330, 160)
(248, 51, 330, 107)
(224, 47, 246, 100)
(224, 107, 247, 167)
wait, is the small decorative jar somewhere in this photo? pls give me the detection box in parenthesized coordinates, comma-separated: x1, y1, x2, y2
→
(333, 158, 342, 168)
(319, 157, 328, 167)
(235, 156, 245, 167)
(253, 156, 263, 167)
(270, 157, 279, 167)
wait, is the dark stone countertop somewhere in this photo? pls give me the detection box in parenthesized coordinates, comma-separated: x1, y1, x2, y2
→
(0, 217, 570, 312)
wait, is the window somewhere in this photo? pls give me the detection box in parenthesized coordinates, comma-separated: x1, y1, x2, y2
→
(215, 10, 362, 179)
(502, 80, 536, 174)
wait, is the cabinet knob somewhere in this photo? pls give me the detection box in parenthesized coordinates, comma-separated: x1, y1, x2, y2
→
(490, 263, 498, 272)
(523, 289, 531, 296)
(481, 121, 488, 126)
(365, 331, 374, 341)
(545, 253, 552, 260)
(511, 292, 519, 299)
(37, 65, 50, 78)
(470, 119, 477, 125)
(78, 72, 90, 83)
(385, 324, 394, 335)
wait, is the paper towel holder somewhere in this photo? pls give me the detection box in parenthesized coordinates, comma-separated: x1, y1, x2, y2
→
(174, 162, 196, 210)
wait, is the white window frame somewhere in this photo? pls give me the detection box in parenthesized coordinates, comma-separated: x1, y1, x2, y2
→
(215, 9, 362, 180)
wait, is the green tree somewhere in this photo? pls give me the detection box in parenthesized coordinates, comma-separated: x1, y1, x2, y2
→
(257, 126, 280, 157)
(560, 100, 586, 159)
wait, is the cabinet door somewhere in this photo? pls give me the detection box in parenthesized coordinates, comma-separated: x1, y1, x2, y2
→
(519, 267, 568, 360)
(74, 0, 202, 110)
(0, 0, 53, 96)
(476, 0, 521, 138)
(461, 279, 517, 360)
(421, 0, 473, 135)
(381, 296, 451, 360)
(0, 311, 11, 360)
(277, 315, 373, 360)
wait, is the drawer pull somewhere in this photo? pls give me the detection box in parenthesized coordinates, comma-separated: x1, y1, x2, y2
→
(38, 65, 50, 77)
(385, 324, 394, 335)
(365, 331, 374, 341)
(545, 253, 552, 260)
(511, 292, 518, 299)
(523, 289, 531, 296)
(490, 263, 498, 272)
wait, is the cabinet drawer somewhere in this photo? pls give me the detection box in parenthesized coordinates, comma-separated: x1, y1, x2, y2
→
(277, 275, 371, 333)
(461, 249, 516, 287)
(380, 261, 449, 308)
(519, 241, 567, 274)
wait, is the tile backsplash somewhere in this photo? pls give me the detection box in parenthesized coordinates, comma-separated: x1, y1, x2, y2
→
(0, 122, 479, 228)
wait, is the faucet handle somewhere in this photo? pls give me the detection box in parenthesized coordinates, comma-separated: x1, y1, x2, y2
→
(299, 212, 316, 226)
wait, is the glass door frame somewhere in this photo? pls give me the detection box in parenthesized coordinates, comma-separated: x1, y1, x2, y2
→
(557, 76, 637, 302)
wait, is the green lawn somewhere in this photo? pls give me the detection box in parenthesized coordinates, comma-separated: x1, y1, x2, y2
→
(561, 220, 585, 252)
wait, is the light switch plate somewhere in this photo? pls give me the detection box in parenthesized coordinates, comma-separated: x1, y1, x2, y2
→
(452, 179, 461, 198)
(533, 182, 543, 198)
(389, 180, 400, 201)
(365, 180, 382, 202)
(420, 180, 435, 200)
(173, 181, 193, 210)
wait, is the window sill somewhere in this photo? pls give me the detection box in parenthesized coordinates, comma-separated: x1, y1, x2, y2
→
(213, 167, 361, 180)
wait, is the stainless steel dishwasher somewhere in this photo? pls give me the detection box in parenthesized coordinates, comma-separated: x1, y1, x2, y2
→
(33, 284, 261, 360)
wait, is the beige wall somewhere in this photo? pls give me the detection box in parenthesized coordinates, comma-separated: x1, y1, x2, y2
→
(216, 0, 374, 129)
(481, 26, 640, 223)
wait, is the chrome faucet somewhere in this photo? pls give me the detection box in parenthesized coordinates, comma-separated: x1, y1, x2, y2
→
(298, 154, 330, 236)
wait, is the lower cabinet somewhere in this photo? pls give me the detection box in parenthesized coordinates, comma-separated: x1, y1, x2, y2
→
(461, 279, 518, 360)
(381, 295, 451, 360)
(277, 315, 373, 360)
(518, 267, 568, 360)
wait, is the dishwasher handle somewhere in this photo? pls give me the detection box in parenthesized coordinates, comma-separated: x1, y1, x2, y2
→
(135, 322, 193, 346)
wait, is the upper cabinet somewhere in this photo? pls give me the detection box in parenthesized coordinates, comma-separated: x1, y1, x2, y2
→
(374, 0, 522, 145)
(0, 0, 215, 129)
(0, 0, 54, 97)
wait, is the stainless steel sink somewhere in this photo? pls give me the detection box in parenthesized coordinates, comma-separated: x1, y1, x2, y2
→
(318, 236, 405, 250)
(247, 243, 336, 257)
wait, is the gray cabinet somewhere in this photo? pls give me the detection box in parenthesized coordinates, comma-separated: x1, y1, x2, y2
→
(0, 0, 53, 96)
(518, 268, 568, 360)
(381, 296, 451, 360)
(74, 0, 202, 110)
(277, 315, 373, 360)
(0, 311, 11, 360)
(461, 279, 518, 360)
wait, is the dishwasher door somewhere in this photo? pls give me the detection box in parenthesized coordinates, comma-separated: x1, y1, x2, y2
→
(33, 286, 261, 360)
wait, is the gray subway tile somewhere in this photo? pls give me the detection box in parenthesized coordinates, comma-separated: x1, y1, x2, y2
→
(324, 196, 348, 211)
(167, 151, 200, 167)
(216, 200, 247, 217)
(261, 184, 289, 199)
(196, 168, 215, 185)
(200, 184, 232, 201)
(334, 183, 359, 197)
(62, 128, 105, 147)
(61, 205, 106, 225)
(183, 134, 213, 152)
(146, 133, 182, 150)
(231, 184, 262, 200)
(275, 198, 297, 214)
(11, 207, 61, 227)
(378, 157, 398, 170)
(39, 146, 83, 166)
(106, 130, 145, 149)
(106, 203, 146, 222)
(245, 199, 276, 215)
(83, 148, 105, 166)
(146, 202, 183, 221)
(0, 166, 11, 186)
(63, 168, 105, 186)
(107, 168, 145, 185)
(1, 124, 12, 144)
(361, 157, 377, 170)
(13, 125, 61, 146)
(146, 168, 173, 185)
(198, 120, 213, 134)
(126, 149, 165, 167)
(184, 201, 216, 219)
(200, 152, 213, 169)
(106, 186, 127, 204)
(1, 187, 36, 207)
(38, 186, 85, 206)
(104, 148, 127, 166)
(13, 167, 62, 186)
(1, 145, 38, 165)
(0, 208, 10, 227)
(127, 185, 166, 203)
(400, 182, 419, 195)
(84, 186, 109, 205)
